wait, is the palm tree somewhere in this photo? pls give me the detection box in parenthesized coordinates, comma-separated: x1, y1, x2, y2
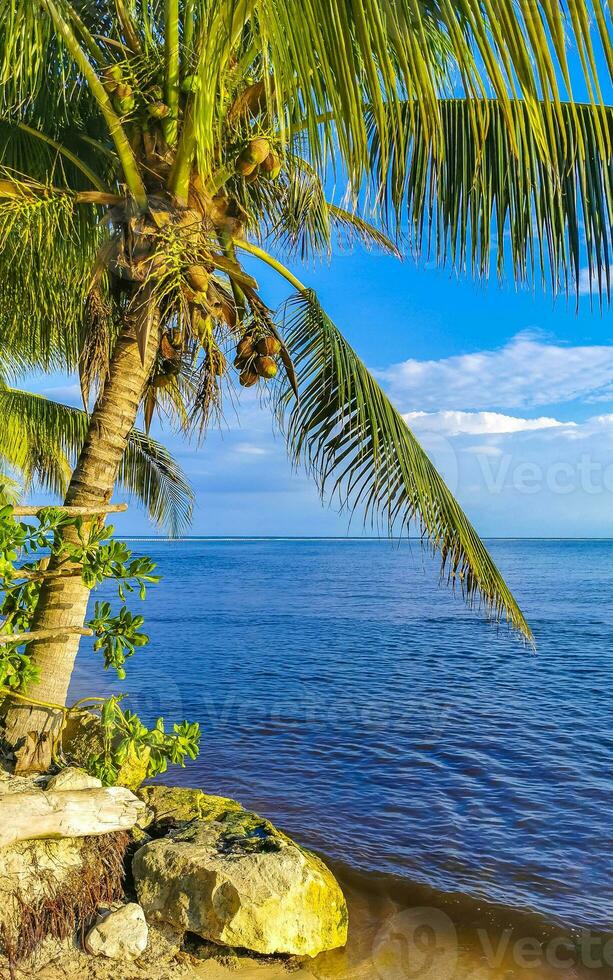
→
(0, 0, 610, 771)
(0, 387, 193, 535)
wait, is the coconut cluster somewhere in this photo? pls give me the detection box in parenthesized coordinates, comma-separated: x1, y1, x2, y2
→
(234, 332, 281, 387)
(102, 65, 173, 120)
(235, 138, 281, 183)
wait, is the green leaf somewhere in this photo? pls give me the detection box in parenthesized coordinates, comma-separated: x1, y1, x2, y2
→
(277, 290, 533, 644)
(0, 388, 194, 534)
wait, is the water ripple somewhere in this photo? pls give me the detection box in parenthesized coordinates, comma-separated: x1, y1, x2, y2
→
(69, 539, 613, 931)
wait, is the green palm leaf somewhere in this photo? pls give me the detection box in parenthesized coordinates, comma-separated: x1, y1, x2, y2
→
(277, 290, 532, 644)
(369, 98, 613, 299)
(4, 1, 611, 216)
(0, 187, 102, 371)
(119, 429, 194, 538)
(0, 388, 194, 535)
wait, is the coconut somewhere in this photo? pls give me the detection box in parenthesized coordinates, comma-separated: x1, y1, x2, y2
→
(152, 373, 173, 389)
(148, 101, 170, 118)
(181, 74, 199, 94)
(246, 138, 270, 164)
(261, 151, 282, 180)
(117, 95, 135, 113)
(255, 355, 278, 379)
(235, 156, 257, 177)
(103, 65, 123, 90)
(236, 335, 255, 359)
(115, 86, 135, 112)
(256, 336, 281, 356)
(187, 264, 210, 292)
(102, 68, 119, 93)
(260, 153, 281, 178)
(239, 369, 259, 388)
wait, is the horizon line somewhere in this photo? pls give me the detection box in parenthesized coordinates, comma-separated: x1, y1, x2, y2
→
(120, 535, 613, 542)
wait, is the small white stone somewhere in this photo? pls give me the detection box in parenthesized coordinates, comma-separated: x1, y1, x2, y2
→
(46, 767, 102, 792)
(85, 903, 148, 960)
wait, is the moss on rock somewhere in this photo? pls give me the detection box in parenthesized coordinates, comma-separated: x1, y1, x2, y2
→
(137, 784, 243, 833)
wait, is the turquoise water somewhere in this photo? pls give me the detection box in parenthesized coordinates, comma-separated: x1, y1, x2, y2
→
(69, 539, 612, 933)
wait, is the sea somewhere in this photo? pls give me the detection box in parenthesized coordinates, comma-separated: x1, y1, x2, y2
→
(69, 538, 613, 977)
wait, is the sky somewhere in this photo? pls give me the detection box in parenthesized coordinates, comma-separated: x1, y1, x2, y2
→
(16, 9, 613, 539)
(28, 245, 613, 539)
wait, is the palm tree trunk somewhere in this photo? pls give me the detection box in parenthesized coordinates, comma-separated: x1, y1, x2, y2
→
(1, 318, 160, 773)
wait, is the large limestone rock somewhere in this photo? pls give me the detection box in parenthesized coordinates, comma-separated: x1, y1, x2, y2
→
(85, 902, 149, 959)
(133, 807, 348, 957)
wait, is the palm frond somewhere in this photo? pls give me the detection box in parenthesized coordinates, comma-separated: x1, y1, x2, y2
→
(327, 205, 401, 258)
(119, 429, 194, 537)
(276, 290, 532, 643)
(268, 165, 332, 260)
(0, 119, 114, 194)
(188, 0, 612, 204)
(0, 473, 22, 508)
(369, 98, 613, 300)
(248, 162, 400, 261)
(0, 187, 101, 371)
(0, 388, 194, 535)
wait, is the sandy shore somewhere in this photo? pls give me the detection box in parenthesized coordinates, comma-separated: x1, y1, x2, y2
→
(21, 860, 612, 980)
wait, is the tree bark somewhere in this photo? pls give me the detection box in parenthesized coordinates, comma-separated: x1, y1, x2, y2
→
(1, 319, 160, 773)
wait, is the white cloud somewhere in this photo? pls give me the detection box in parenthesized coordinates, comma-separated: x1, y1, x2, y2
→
(233, 443, 270, 456)
(379, 333, 613, 411)
(463, 445, 503, 457)
(578, 266, 613, 296)
(404, 410, 567, 437)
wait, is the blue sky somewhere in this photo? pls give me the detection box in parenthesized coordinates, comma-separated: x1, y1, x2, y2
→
(19, 10, 613, 539)
(29, 246, 613, 538)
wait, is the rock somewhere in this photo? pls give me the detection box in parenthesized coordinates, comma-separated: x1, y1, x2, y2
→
(63, 711, 149, 791)
(0, 768, 46, 795)
(46, 767, 103, 792)
(137, 784, 243, 832)
(85, 903, 148, 960)
(133, 808, 348, 958)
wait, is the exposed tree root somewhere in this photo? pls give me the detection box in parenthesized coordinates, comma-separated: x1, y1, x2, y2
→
(0, 832, 129, 970)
